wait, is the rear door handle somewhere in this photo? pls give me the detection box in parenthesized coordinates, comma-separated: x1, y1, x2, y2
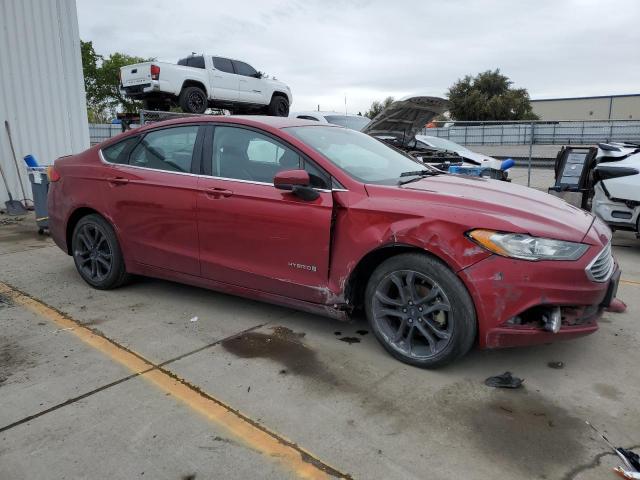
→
(205, 187, 233, 198)
(107, 177, 129, 186)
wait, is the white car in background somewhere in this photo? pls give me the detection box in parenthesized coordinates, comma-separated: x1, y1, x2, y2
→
(289, 111, 371, 131)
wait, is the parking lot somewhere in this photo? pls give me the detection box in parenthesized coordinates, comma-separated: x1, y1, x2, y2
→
(1, 170, 639, 480)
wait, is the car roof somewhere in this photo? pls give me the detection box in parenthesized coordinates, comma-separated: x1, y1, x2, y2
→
(291, 111, 362, 117)
(125, 115, 337, 137)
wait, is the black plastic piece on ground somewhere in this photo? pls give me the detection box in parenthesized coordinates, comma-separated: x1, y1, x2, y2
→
(484, 371, 524, 389)
(617, 448, 640, 471)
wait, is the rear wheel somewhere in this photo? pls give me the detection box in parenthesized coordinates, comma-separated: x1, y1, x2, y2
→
(364, 253, 476, 368)
(72, 214, 130, 290)
(179, 86, 208, 114)
(267, 95, 289, 116)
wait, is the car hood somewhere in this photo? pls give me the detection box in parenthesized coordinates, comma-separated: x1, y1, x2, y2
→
(395, 175, 596, 242)
(415, 135, 497, 165)
(362, 96, 449, 148)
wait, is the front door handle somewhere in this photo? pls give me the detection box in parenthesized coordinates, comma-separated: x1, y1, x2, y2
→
(107, 177, 129, 186)
(205, 187, 233, 198)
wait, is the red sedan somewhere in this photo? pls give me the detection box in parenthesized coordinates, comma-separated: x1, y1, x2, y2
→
(48, 116, 620, 367)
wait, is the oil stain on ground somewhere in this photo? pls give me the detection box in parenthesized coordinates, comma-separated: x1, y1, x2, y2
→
(431, 381, 589, 479)
(221, 326, 337, 385)
(0, 342, 36, 386)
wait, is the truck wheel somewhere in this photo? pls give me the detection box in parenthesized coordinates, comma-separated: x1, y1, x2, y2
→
(143, 99, 161, 111)
(267, 95, 289, 116)
(179, 87, 207, 114)
(364, 253, 476, 368)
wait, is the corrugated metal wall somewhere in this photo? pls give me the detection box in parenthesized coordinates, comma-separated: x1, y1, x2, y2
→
(0, 0, 89, 204)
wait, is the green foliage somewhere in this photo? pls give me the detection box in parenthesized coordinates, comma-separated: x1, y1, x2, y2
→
(81, 40, 154, 121)
(365, 96, 394, 119)
(447, 69, 538, 121)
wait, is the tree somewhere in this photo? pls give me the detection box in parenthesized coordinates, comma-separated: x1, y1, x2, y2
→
(81, 40, 153, 121)
(365, 96, 394, 119)
(447, 69, 538, 121)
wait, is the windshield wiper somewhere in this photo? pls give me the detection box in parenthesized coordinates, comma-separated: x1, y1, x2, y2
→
(398, 169, 442, 185)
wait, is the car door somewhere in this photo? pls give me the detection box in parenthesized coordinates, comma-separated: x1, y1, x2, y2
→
(195, 124, 334, 303)
(232, 60, 263, 104)
(210, 57, 239, 101)
(100, 125, 202, 276)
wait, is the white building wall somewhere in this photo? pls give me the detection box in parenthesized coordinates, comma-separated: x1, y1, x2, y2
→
(0, 0, 89, 205)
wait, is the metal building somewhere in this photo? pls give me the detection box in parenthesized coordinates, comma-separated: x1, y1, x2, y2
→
(531, 94, 640, 121)
(0, 0, 89, 205)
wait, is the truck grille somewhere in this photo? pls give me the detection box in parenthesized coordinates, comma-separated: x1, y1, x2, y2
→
(586, 242, 614, 282)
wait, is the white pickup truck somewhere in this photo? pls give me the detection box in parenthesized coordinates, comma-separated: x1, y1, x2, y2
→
(119, 54, 292, 116)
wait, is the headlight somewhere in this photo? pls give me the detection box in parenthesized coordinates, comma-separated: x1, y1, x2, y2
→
(468, 229, 588, 261)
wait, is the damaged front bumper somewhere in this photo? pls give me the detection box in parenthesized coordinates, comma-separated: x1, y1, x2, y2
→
(459, 249, 620, 349)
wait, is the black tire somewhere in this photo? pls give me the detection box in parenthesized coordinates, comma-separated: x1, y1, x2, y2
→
(143, 99, 160, 111)
(179, 86, 208, 114)
(267, 95, 289, 116)
(71, 214, 130, 290)
(364, 253, 476, 368)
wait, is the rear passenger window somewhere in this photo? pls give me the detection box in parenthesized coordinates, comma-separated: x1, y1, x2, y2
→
(129, 126, 199, 173)
(212, 57, 235, 74)
(187, 56, 205, 69)
(102, 137, 139, 164)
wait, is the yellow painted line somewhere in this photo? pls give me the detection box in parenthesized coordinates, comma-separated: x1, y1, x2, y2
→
(621, 279, 640, 286)
(0, 282, 349, 480)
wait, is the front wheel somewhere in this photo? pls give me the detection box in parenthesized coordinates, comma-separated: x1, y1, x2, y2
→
(71, 214, 130, 290)
(267, 95, 289, 116)
(364, 253, 476, 368)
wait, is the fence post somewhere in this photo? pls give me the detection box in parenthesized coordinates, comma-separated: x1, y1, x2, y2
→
(140, 110, 145, 126)
(481, 122, 485, 145)
(527, 122, 534, 187)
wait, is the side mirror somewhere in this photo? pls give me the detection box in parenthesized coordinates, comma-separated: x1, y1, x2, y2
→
(274, 169, 319, 201)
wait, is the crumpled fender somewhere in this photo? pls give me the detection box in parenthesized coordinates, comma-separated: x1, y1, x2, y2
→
(327, 190, 491, 300)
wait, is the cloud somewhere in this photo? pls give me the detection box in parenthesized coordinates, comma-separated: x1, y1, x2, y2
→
(77, 0, 640, 113)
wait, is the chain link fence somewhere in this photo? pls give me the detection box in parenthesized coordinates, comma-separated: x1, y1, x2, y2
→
(420, 120, 640, 146)
(89, 123, 124, 145)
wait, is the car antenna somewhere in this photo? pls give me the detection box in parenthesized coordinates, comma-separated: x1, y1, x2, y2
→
(344, 95, 348, 116)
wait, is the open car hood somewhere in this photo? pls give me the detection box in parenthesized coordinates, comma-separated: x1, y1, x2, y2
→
(362, 96, 449, 148)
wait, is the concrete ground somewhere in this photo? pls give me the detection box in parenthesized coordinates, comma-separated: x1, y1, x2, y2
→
(1, 170, 639, 480)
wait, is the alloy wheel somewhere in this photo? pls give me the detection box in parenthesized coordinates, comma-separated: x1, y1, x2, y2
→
(74, 223, 113, 282)
(372, 270, 453, 360)
(188, 92, 205, 112)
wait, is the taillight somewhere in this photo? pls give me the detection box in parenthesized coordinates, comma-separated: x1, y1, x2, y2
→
(47, 166, 61, 182)
(150, 64, 160, 80)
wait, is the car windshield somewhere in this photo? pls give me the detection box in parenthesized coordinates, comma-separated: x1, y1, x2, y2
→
(286, 126, 433, 184)
(418, 135, 471, 153)
(323, 115, 371, 131)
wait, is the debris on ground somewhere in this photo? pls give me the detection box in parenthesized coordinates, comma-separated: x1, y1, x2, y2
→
(190, 316, 198, 322)
(355, 329, 369, 336)
(548, 361, 564, 369)
(607, 298, 628, 313)
(586, 421, 640, 476)
(484, 371, 524, 389)
(614, 466, 640, 479)
(339, 337, 360, 344)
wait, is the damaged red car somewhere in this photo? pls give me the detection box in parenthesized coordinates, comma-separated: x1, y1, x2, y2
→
(48, 115, 620, 367)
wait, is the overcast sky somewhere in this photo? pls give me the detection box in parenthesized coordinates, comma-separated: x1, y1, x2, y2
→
(77, 0, 640, 114)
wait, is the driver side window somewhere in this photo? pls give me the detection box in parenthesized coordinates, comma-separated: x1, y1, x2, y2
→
(210, 126, 331, 189)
